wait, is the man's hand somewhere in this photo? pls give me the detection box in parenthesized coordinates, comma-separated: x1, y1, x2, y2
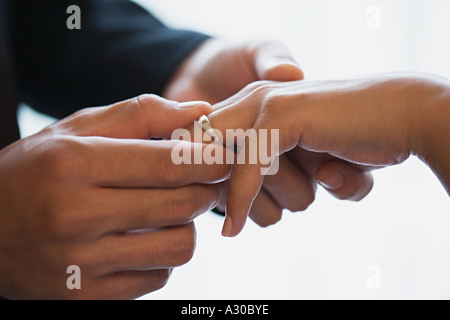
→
(0, 95, 230, 299)
(163, 39, 304, 104)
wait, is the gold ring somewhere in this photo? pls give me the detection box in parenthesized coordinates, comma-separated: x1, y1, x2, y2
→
(198, 115, 221, 142)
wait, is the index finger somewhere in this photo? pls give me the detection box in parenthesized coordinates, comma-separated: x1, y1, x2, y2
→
(223, 161, 265, 237)
(190, 96, 273, 237)
(222, 123, 281, 237)
(75, 137, 231, 188)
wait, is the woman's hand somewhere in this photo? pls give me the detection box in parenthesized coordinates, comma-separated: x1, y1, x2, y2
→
(0, 95, 230, 299)
(167, 38, 373, 229)
(205, 73, 450, 237)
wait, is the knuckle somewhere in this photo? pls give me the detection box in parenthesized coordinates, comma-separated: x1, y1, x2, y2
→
(165, 164, 187, 185)
(70, 106, 99, 120)
(253, 211, 282, 228)
(57, 107, 104, 135)
(171, 223, 197, 266)
(249, 81, 274, 99)
(131, 94, 166, 118)
(263, 90, 289, 114)
(38, 137, 85, 183)
(289, 191, 315, 213)
(136, 93, 161, 106)
(151, 268, 172, 291)
(239, 80, 273, 99)
(201, 184, 221, 209)
(169, 190, 195, 220)
(289, 201, 312, 213)
(158, 155, 187, 185)
(127, 269, 172, 299)
(168, 188, 206, 222)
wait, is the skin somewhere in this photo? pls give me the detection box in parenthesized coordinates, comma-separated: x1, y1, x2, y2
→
(0, 38, 376, 299)
(0, 95, 230, 299)
(0, 38, 316, 299)
(202, 73, 450, 237)
(165, 39, 374, 228)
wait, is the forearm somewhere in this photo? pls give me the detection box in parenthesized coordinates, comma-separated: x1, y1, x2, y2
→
(409, 74, 450, 196)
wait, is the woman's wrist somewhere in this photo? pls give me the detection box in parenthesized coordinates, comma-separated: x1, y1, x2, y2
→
(405, 75, 445, 156)
(407, 74, 450, 194)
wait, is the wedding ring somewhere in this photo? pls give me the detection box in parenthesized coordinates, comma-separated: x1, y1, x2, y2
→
(198, 115, 221, 142)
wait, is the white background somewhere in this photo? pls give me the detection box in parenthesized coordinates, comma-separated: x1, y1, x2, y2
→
(19, 0, 450, 299)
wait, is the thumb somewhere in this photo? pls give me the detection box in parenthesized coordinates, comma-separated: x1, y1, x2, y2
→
(134, 94, 213, 139)
(79, 94, 212, 139)
(251, 41, 305, 82)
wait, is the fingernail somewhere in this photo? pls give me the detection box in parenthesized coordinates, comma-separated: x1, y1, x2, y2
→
(263, 58, 304, 81)
(177, 101, 211, 110)
(221, 216, 233, 237)
(317, 171, 345, 190)
(266, 57, 292, 66)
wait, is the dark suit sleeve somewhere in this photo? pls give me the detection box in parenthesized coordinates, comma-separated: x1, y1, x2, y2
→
(10, 0, 209, 119)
